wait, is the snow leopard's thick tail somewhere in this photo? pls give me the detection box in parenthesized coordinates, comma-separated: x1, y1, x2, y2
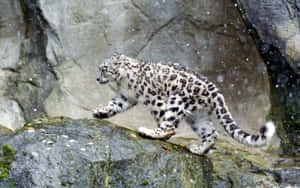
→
(212, 92, 275, 146)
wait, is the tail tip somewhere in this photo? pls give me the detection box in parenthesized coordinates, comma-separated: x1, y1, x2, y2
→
(263, 121, 276, 139)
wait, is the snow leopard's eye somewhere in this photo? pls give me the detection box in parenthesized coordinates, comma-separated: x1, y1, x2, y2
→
(99, 63, 109, 73)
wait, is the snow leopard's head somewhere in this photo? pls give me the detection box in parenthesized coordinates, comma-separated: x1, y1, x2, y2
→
(96, 54, 123, 84)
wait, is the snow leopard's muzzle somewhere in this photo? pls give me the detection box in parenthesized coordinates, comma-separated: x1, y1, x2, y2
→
(96, 70, 109, 84)
(97, 62, 120, 84)
(97, 63, 111, 84)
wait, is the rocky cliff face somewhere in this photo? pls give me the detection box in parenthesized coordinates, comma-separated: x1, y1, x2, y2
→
(237, 0, 300, 155)
(1, 0, 273, 146)
(0, 1, 26, 131)
(0, 0, 299, 185)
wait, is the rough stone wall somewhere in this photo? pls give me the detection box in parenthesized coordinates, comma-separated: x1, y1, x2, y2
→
(237, 0, 300, 154)
(0, 0, 25, 130)
(0, 0, 272, 144)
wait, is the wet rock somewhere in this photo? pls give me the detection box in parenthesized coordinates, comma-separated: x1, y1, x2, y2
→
(0, 118, 212, 188)
(0, 118, 298, 188)
(274, 167, 300, 187)
(237, 0, 300, 74)
(209, 139, 300, 188)
(237, 0, 300, 155)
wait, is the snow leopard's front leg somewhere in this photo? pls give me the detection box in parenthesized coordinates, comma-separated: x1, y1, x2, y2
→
(93, 95, 134, 118)
(138, 95, 185, 139)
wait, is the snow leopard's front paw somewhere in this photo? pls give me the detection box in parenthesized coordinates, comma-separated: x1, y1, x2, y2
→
(93, 105, 115, 119)
(138, 127, 175, 140)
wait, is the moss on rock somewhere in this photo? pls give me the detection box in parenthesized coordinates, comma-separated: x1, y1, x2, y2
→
(0, 144, 15, 186)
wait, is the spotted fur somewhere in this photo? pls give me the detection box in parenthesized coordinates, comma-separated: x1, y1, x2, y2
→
(93, 54, 276, 155)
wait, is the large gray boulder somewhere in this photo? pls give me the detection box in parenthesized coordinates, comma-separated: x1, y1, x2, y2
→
(0, 118, 299, 187)
(0, 118, 209, 187)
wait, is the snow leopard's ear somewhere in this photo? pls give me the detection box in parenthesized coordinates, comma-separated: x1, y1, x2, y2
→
(119, 54, 126, 58)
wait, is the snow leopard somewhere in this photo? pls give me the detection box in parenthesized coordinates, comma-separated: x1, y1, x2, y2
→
(93, 54, 275, 155)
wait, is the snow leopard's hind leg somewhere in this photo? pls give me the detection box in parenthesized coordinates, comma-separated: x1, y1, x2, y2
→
(186, 112, 218, 155)
(138, 95, 185, 139)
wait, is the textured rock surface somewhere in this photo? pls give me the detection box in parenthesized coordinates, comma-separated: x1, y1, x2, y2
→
(237, 0, 300, 74)
(0, 0, 272, 142)
(237, 0, 300, 155)
(2, 0, 300, 186)
(0, 98, 25, 131)
(0, 118, 212, 188)
(0, 1, 26, 130)
(0, 118, 299, 188)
